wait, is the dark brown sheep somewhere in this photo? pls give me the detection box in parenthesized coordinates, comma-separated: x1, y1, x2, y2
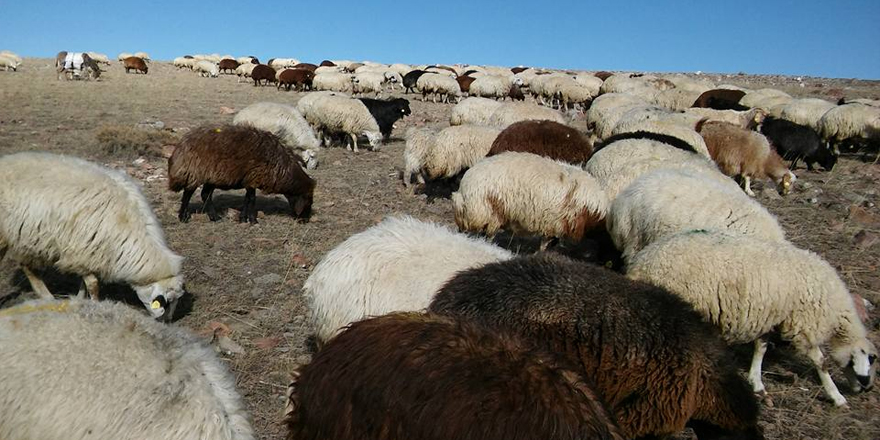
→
(488, 120, 594, 165)
(168, 125, 315, 224)
(508, 83, 525, 101)
(277, 68, 315, 91)
(250, 64, 277, 86)
(123, 56, 148, 74)
(426, 64, 457, 75)
(693, 89, 749, 111)
(319, 60, 335, 67)
(510, 66, 529, 74)
(286, 313, 625, 440)
(429, 253, 764, 440)
(218, 58, 240, 74)
(291, 62, 317, 72)
(455, 75, 475, 94)
(594, 71, 613, 81)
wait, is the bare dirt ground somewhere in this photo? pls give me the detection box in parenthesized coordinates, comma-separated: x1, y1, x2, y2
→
(0, 59, 878, 440)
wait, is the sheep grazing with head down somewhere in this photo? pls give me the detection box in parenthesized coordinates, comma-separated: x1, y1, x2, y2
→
(0, 152, 184, 320)
(692, 88, 748, 110)
(818, 102, 880, 154)
(277, 68, 314, 91)
(218, 58, 240, 74)
(453, 152, 608, 250)
(0, 299, 255, 440)
(286, 312, 624, 440)
(430, 253, 764, 440)
(250, 64, 277, 86)
(684, 107, 766, 131)
(697, 120, 795, 196)
(232, 102, 321, 169)
(299, 94, 384, 152)
(303, 216, 512, 344)
(168, 125, 315, 224)
(402, 125, 501, 187)
(358, 97, 411, 139)
(487, 102, 567, 128)
(760, 116, 837, 171)
(468, 75, 518, 100)
(488, 119, 594, 165)
(449, 97, 504, 126)
(123, 56, 148, 74)
(778, 98, 837, 132)
(416, 72, 463, 103)
(312, 72, 355, 93)
(627, 230, 878, 407)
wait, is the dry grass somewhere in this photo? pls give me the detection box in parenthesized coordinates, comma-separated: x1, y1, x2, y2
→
(95, 124, 178, 156)
(0, 59, 878, 440)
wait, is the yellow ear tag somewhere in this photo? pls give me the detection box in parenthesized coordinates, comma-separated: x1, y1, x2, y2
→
(151, 300, 161, 310)
(215, 128, 222, 133)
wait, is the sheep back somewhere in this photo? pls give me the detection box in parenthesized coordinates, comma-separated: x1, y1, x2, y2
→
(488, 120, 593, 165)
(233, 102, 320, 151)
(487, 102, 567, 127)
(423, 125, 502, 179)
(449, 97, 504, 126)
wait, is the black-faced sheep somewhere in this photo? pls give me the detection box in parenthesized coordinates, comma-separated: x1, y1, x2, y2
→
(358, 97, 411, 139)
(168, 125, 315, 224)
(123, 56, 148, 74)
(760, 116, 837, 171)
(429, 253, 764, 440)
(277, 68, 314, 91)
(286, 312, 625, 440)
(250, 64, 277, 86)
(692, 88, 749, 110)
(487, 119, 593, 165)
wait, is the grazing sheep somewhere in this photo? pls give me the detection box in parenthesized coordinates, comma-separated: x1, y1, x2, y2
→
(286, 312, 624, 440)
(456, 74, 476, 94)
(739, 88, 792, 109)
(453, 152, 608, 249)
(194, 60, 219, 78)
(469, 75, 514, 100)
(299, 94, 382, 152)
(430, 253, 763, 440)
(0, 54, 20, 71)
(487, 119, 593, 165)
(761, 116, 837, 171)
(818, 103, 880, 154)
(416, 72, 462, 103)
(608, 168, 786, 263)
(0, 50, 22, 64)
(692, 88, 749, 110)
(55, 51, 101, 81)
(508, 83, 525, 101)
(352, 71, 391, 97)
(487, 102, 567, 127)
(235, 62, 257, 81)
(627, 230, 878, 407)
(312, 72, 354, 93)
(651, 88, 704, 111)
(232, 102, 320, 169)
(236, 56, 258, 65)
(277, 68, 314, 91)
(778, 98, 837, 132)
(358, 97, 411, 139)
(218, 58, 240, 74)
(449, 97, 504, 126)
(250, 64, 277, 86)
(684, 107, 766, 130)
(85, 52, 111, 65)
(133, 51, 150, 61)
(553, 81, 595, 111)
(116, 52, 133, 61)
(0, 299, 255, 440)
(586, 93, 650, 138)
(0, 152, 184, 320)
(402, 69, 428, 93)
(609, 119, 710, 156)
(168, 125, 315, 224)
(572, 74, 603, 95)
(269, 58, 300, 70)
(123, 56, 148, 74)
(402, 125, 501, 186)
(173, 56, 194, 69)
(303, 216, 512, 343)
(292, 62, 317, 72)
(698, 121, 795, 196)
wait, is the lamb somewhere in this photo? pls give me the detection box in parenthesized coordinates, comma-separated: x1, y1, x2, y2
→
(818, 103, 880, 154)
(302, 215, 512, 344)
(311, 72, 354, 93)
(429, 253, 763, 440)
(468, 75, 515, 100)
(0, 299, 255, 440)
(250, 64, 277, 86)
(402, 69, 428, 93)
(402, 125, 501, 186)
(607, 168, 786, 263)
(358, 97, 411, 139)
(416, 72, 462, 103)
(168, 125, 315, 224)
(277, 68, 314, 91)
(298, 94, 383, 152)
(487, 102, 567, 127)
(627, 230, 878, 407)
(194, 60, 219, 78)
(684, 107, 766, 130)
(452, 152, 608, 249)
(698, 121, 796, 196)
(218, 58, 240, 74)
(0, 54, 19, 71)
(286, 312, 624, 440)
(487, 119, 593, 165)
(232, 102, 320, 169)
(0, 152, 185, 320)
(778, 98, 837, 132)
(449, 97, 504, 126)
(123, 56, 148, 74)
(760, 116, 837, 171)
(692, 88, 749, 110)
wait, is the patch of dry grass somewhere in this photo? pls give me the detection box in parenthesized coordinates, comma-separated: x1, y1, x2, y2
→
(95, 124, 177, 157)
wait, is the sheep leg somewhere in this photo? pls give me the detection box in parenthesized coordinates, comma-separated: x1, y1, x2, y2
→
(178, 188, 196, 222)
(82, 273, 100, 300)
(201, 185, 221, 221)
(349, 133, 359, 153)
(748, 338, 769, 393)
(806, 346, 847, 406)
(741, 175, 755, 197)
(239, 188, 258, 224)
(21, 266, 53, 299)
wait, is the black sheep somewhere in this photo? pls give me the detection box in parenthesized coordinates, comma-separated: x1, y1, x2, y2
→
(402, 70, 428, 94)
(358, 97, 411, 139)
(760, 116, 837, 171)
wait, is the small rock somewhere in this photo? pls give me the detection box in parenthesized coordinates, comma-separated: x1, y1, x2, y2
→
(219, 106, 236, 115)
(253, 273, 283, 286)
(854, 230, 878, 249)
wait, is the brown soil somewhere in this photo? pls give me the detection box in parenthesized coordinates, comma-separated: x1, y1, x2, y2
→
(0, 59, 878, 440)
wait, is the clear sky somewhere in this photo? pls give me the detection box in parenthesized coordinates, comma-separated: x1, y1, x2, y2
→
(2, 0, 878, 79)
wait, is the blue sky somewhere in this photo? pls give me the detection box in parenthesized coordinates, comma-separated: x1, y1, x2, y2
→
(2, 0, 878, 79)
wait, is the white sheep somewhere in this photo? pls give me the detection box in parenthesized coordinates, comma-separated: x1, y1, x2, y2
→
(235, 62, 257, 81)
(818, 103, 880, 151)
(487, 102, 567, 128)
(449, 97, 504, 126)
(270, 57, 300, 69)
(117, 52, 133, 61)
(403, 125, 502, 186)
(0, 152, 185, 320)
(527, 73, 568, 104)
(608, 168, 786, 262)
(236, 56, 257, 65)
(553, 81, 596, 111)
(739, 88, 792, 109)
(0, 50, 22, 64)
(0, 55, 20, 72)
(233, 102, 321, 169)
(352, 71, 390, 97)
(662, 75, 715, 94)
(194, 60, 219, 78)
(85, 52, 111, 65)
(0, 298, 255, 440)
(468, 75, 513, 100)
(314, 65, 342, 74)
(452, 152, 608, 250)
(416, 72, 462, 103)
(304, 215, 513, 344)
(651, 88, 704, 111)
(312, 72, 355, 93)
(683, 107, 767, 130)
(627, 230, 878, 407)
(173, 56, 194, 69)
(586, 93, 649, 138)
(778, 98, 837, 132)
(298, 94, 382, 152)
(133, 51, 151, 61)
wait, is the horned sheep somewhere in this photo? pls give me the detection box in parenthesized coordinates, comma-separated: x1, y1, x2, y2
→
(430, 253, 763, 440)
(232, 102, 321, 169)
(0, 152, 184, 320)
(302, 216, 512, 344)
(286, 312, 624, 440)
(402, 125, 501, 186)
(627, 230, 878, 407)
(0, 299, 255, 440)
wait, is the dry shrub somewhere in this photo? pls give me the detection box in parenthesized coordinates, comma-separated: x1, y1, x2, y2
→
(96, 124, 178, 156)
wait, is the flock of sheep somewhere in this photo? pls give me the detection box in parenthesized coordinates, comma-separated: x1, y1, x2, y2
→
(0, 49, 879, 440)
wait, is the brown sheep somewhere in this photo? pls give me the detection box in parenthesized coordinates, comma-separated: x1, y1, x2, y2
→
(285, 312, 625, 440)
(594, 71, 614, 81)
(508, 83, 525, 101)
(218, 58, 240, 74)
(277, 68, 315, 91)
(488, 120, 594, 165)
(697, 120, 795, 196)
(291, 62, 317, 72)
(456, 75, 475, 94)
(250, 64, 277, 87)
(123, 56, 148, 74)
(168, 125, 315, 224)
(429, 253, 764, 440)
(510, 66, 529, 74)
(692, 89, 748, 111)
(319, 60, 335, 67)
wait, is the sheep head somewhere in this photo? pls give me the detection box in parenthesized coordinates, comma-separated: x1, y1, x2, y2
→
(833, 337, 878, 393)
(133, 275, 185, 322)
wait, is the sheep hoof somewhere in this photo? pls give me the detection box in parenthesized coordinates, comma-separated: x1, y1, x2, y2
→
(178, 212, 191, 223)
